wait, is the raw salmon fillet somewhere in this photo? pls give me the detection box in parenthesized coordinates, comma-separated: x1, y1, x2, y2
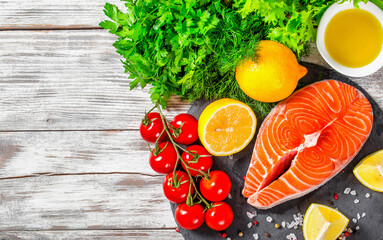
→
(243, 80, 373, 209)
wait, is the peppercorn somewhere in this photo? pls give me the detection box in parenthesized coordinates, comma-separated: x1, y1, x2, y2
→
(175, 227, 180, 233)
(221, 233, 228, 238)
(265, 232, 271, 238)
(253, 220, 258, 226)
(328, 200, 334, 205)
(334, 193, 339, 200)
(238, 231, 243, 237)
(275, 223, 281, 229)
(344, 232, 350, 237)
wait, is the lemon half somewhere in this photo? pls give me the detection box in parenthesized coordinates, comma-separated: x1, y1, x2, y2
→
(198, 98, 256, 156)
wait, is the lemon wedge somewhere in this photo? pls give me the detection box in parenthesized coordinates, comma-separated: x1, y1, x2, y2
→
(353, 149, 383, 192)
(198, 98, 256, 156)
(303, 203, 349, 240)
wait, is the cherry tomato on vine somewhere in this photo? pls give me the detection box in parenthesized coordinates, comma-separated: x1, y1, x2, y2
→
(181, 145, 213, 177)
(200, 170, 231, 202)
(175, 203, 205, 230)
(140, 112, 167, 143)
(170, 113, 198, 145)
(205, 201, 233, 231)
(149, 142, 177, 174)
(163, 171, 194, 203)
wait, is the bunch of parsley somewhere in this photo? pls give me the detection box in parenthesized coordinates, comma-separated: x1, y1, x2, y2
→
(101, 0, 275, 115)
(100, 0, 382, 116)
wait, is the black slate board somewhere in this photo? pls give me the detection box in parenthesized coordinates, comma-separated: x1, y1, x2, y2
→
(171, 62, 383, 240)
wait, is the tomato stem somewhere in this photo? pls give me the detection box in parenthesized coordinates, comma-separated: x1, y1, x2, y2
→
(142, 105, 158, 126)
(154, 103, 211, 208)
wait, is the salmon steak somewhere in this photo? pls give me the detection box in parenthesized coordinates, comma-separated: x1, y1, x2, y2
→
(243, 80, 373, 209)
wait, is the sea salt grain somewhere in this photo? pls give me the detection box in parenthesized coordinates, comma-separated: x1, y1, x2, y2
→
(266, 216, 273, 222)
(286, 233, 297, 240)
(354, 199, 360, 204)
(352, 218, 357, 223)
(247, 211, 255, 219)
(228, 193, 232, 199)
(344, 187, 351, 194)
(282, 221, 286, 228)
(287, 222, 293, 229)
(357, 213, 361, 220)
(362, 212, 366, 218)
(350, 190, 357, 195)
(247, 222, 253, 228)
(297, 213, 304, 226)
(253, 233, 259, 239)
(365, 193, 370, 198)
(356, 226, 360, 230)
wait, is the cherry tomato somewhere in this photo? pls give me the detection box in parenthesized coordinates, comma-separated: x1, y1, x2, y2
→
(170, 113, 198, 145)
(140, 112, 167, 143)
(181, 145, 213, 176)
(175, 203, 205, 230)
(200, 170, 231, 202)
(205, 202, 233, 231)
(163, 171, 194, 203)
(149, 142, 177, 174)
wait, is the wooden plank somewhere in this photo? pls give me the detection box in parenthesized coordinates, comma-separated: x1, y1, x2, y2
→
(0, 0, 126, 29)
(0, 30, 190, 131)
(0, 174, 177, 230)
(0, 31, 382, 131)
(0, 230, 183, 240)
(0, 130, 160, 178)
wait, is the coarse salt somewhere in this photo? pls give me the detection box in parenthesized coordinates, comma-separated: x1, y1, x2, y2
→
(282, 221, 286, 228)
(247, 222, 252, 228)
(227, 238, 231, 240)
(286, 233, 297, 240)
(365, 193, 370, 198)
(247, 211, 255, 219)
(253, 233, 259, 240)
(354, 199, 360, 204)
(227, 193, 232, 199)
(357, 213, 361, 220)
(356, 226, 360, 230)
(362, 212, 366, 218)
(352, 218, 357, 223)
(350, 190, 357, 195)
(266, 216, 273, 222)
(344, 187, 351, 194)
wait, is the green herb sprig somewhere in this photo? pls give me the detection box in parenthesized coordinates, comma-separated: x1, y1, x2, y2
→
(100, 0, 383, 117)
(235, 0, 383, 57)
(100, 0, 274, 116)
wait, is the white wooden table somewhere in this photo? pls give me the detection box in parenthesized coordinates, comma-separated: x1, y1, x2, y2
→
(0, 1, 382, 239)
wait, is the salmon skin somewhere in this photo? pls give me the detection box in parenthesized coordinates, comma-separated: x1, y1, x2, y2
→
(243, 80, 373, 209)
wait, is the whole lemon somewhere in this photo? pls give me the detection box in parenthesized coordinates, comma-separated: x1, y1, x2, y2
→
(235, 40, 307, 102)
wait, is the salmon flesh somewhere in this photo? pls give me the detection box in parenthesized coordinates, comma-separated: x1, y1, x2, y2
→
(243, 80, 373, 209)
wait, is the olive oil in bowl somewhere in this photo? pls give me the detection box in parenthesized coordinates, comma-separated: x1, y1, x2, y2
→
(325, 9, 383, 68)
